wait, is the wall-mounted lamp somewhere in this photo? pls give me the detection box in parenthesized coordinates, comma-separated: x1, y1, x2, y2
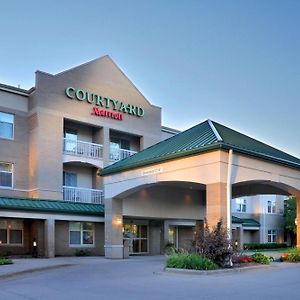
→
(295, 218, 298, 226)
(32, 238, 38, 258)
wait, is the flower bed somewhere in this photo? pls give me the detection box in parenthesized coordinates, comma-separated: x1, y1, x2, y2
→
(166, 253, 218, 271)
(280, 248, 300, 262)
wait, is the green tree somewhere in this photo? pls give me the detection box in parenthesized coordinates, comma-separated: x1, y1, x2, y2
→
(283, 197, 296, 246)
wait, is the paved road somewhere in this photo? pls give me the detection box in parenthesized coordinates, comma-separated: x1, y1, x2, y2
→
(0, 256, 300, 300)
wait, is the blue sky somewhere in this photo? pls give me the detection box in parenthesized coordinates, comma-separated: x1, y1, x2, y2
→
(1, 0, 299, 157)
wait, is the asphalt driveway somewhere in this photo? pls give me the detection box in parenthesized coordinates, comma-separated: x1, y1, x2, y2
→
(0, 256, 300, 300)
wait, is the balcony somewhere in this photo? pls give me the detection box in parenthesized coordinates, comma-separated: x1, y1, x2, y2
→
(63, 139, 104, 168)
(63, 138, 103, 159)
(109, 148, 137, 163)
(63, 186, 104, 204)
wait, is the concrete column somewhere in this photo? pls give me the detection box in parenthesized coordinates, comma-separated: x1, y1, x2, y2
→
(101, 127, 110, 167)
(163, 220, 170, 246)
(44, 219, 55, 258)
(206, 182, 228, 229)
(297, 196, 300, 249)
(237, 226, 244, 250)
(105, 197, 124, 258)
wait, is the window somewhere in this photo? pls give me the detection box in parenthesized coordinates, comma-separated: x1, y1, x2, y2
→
(0, 112, 14, 139)
(0, 220, 23, 245)
(0, 163, 13, 188)
(110, 137, 130, 150)
(64, 129, 78, 153)
(69, 222, 94, 246)
(63, 172, 77, 187)
(267, 229, 277, 243)
(267, 200, 276, 214)
(236, 198, 246, 212)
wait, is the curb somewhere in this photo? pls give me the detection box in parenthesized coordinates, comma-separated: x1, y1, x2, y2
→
(164, 264, 276, 275)
(0, 263, 75, 280)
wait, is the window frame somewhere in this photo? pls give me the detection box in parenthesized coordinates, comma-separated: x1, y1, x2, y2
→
(267, 200, 276, 214)
(0, 162, 13, 189)
(267, 229, 277, 243)
(69, 222, 95, 247)
(236, 198, 247, 213)
(0, 111, 14, 140)
(0, 220, 23, 246)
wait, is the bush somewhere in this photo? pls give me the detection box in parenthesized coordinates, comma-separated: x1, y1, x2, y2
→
(281, 248, 300, 262)
(164, 243, 177, 255)
(75, 249, 91, 256)
(0, 257, 13, 265)
(251, 253, 270, 264)
(166, 253, 218, 270)
(194, 219, 233, 267)
(243, 243, 287, 250)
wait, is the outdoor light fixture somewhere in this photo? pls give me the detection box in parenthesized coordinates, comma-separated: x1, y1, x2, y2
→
(295, 218, 298, 226)
(234, 240, 238, 247)
(32, 238, 38, 258)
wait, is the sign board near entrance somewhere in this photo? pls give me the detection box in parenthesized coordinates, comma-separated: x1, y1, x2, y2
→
(141, 167, 163, 176)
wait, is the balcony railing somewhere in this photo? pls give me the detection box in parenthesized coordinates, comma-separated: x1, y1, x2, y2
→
(109, 148, 137, 163)
(63, 138, 103, 159)
(63, 186, 104, 204)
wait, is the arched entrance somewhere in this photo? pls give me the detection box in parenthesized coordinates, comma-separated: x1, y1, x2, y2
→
(104, 181, 206, 258)
(231, 180, 298, 249)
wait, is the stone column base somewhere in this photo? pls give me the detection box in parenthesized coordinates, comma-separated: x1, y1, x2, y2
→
(105, 245, 124, 259)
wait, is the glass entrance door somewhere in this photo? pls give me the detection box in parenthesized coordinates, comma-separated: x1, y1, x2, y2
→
(123, 224, 148, 254)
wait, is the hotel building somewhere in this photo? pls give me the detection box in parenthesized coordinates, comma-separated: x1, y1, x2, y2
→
(0, 56, 299, 258)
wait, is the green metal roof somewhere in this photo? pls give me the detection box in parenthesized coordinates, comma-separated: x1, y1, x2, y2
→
(101, 119, 300, 176)
(232, 216, 244, 224)
(0, 197, 104, 216)
(232, 216, 260, 227)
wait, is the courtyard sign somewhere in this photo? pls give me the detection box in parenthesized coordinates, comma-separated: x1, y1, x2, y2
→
(65, 87, 145, 118)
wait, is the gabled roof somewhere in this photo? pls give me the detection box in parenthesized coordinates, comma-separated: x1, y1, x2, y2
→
(101, 119, 300, 176)
(0, 197, 104, 216)
(232, 216, 260, 227)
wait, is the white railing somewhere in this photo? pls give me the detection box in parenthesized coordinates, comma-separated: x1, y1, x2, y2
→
(109, 148, 137, 163)
(63, 186, 104, 204)
(63, 138, 103, 159)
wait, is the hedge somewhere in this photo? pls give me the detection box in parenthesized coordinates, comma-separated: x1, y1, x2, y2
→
(243, 243, 287, 250)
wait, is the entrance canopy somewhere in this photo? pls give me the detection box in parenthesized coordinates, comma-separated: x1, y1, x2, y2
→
(101, 119, 300, 257)
(102, 119, 300, 176)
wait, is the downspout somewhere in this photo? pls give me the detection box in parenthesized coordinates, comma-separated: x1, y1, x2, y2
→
(227, 149, 233, 239)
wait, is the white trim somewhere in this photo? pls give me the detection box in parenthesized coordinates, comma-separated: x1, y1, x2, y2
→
(104, 245, 124, 248)
(243, 227, 260, 231)
(0, 210, 104, 222)
(226, 149, 233, 235)
(208, 119, 223, 142)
